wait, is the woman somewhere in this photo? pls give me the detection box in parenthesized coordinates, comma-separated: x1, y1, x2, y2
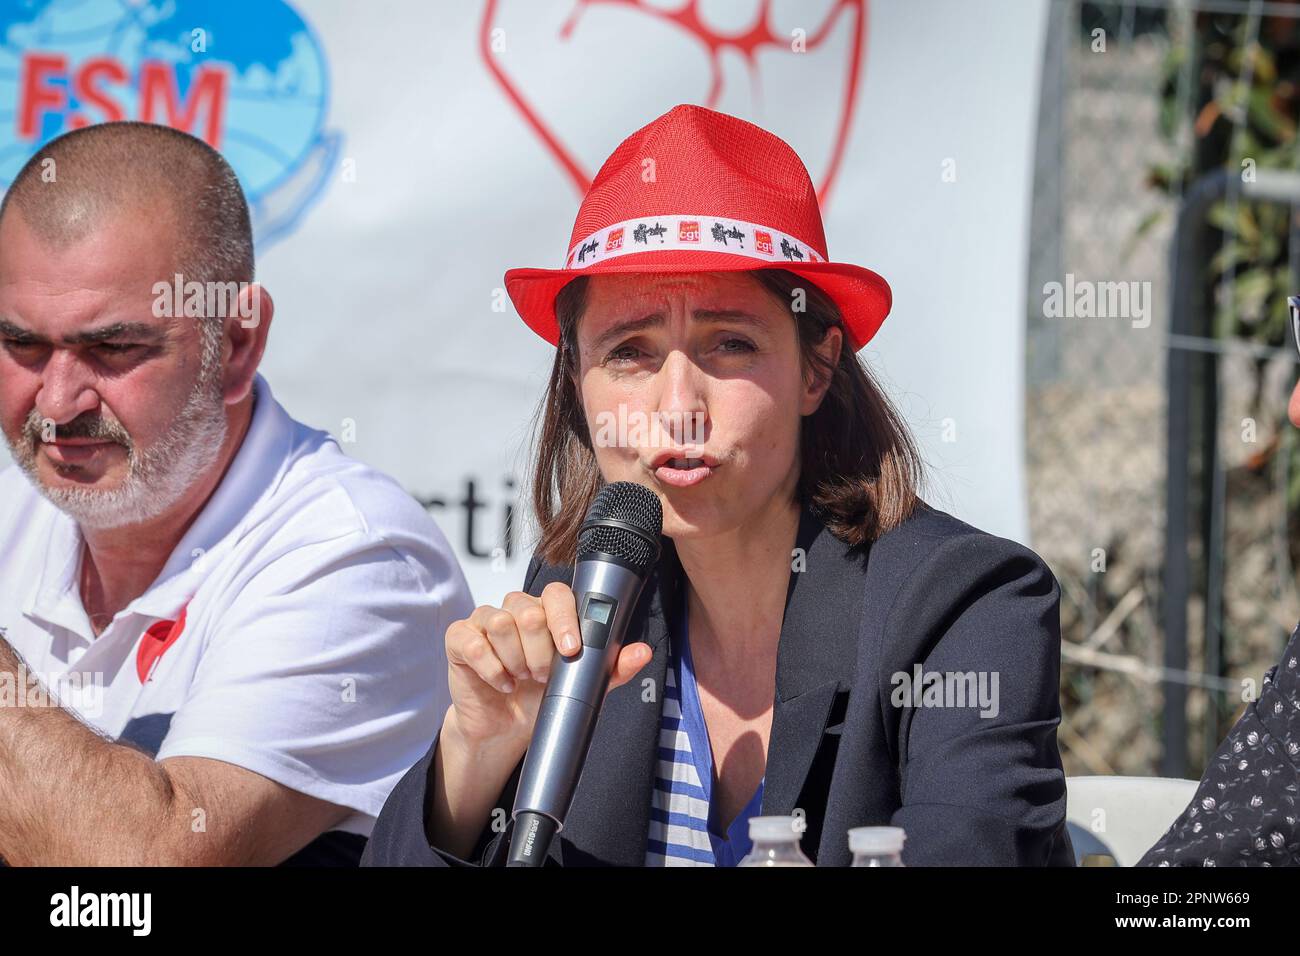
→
(1138, 619, 1300, 867)
(363, 104, 1073, 867)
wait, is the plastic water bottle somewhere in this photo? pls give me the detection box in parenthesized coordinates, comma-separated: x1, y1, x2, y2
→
(848, 826, 906, 866)
(738, 816, 814, 867)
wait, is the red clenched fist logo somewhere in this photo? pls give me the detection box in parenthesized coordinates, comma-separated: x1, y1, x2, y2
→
(480, 0, 869, 209)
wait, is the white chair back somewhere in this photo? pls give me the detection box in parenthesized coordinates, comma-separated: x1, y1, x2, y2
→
(1065, 775, 1199, 866)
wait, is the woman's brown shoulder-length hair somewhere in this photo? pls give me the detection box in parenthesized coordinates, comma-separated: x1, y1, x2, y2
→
(526, 268, 923, 566)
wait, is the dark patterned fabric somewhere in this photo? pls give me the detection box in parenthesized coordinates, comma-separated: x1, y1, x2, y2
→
(1139, 624, 1300, 867)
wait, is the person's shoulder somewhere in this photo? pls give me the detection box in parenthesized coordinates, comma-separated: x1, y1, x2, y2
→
(867, 499, 1058, 601)
(258, 410, 439, 540)
(236, 412, 466, 597)
(862, 501, 1061, 676)
(877, 499, 1050, 564)
(1262, 621, 1300, 704)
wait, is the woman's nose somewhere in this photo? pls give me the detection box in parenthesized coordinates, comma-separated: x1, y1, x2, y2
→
(654, 350, 707, 446)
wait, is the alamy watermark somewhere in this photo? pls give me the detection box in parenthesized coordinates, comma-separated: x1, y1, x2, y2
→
(152, 273, 260, 327)
(890, 665, 1000, 718)
(0, 664, 104, 718)
(1042, 273, 1151, 329)
(50, 886, 151, 936)
(592, 405, 706, 449)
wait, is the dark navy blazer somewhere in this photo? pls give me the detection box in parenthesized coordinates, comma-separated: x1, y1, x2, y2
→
(362, 500, 1075, 866)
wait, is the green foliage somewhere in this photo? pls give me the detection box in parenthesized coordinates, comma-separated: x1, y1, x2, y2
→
(1152, 14, 1298, 342)
(1150, 10, 1300, 501)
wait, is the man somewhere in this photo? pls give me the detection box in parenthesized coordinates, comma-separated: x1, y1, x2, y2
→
(0, 122, 473, 865)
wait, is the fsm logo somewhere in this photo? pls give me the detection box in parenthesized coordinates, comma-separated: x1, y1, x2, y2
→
(0, 0, 341, 247)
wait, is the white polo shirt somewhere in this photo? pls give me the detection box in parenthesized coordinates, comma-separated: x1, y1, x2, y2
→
(0, 373, 473, 839)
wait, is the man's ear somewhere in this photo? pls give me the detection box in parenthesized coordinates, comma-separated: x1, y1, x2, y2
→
(800, 324, 842, 416)
(222, 283, 274, 405)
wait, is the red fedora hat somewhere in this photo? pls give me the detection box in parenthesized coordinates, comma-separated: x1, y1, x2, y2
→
(504, 103, 892, 352)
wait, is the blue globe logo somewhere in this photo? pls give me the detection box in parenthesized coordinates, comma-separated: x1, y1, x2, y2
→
(0, 0, 340, 247)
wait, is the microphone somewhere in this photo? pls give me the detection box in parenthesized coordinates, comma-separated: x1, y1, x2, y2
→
(505, 481, 663, 867)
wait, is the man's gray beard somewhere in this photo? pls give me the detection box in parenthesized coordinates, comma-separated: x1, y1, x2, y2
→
(9, 365, 230, 532)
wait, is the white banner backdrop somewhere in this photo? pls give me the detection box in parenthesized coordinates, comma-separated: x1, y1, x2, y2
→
(0, 0, 1045, 608)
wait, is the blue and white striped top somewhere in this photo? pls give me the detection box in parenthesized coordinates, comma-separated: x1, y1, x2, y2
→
(644, 598, 765, 866)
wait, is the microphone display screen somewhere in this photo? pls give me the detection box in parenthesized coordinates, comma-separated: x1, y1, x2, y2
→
(584, 597, 613, 625)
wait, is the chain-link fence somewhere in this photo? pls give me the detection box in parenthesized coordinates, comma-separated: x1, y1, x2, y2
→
(1028, 0, 1300, 778)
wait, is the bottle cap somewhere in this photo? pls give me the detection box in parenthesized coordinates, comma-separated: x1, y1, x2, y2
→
(748, 815, 803, 842)
(848, 826, 906, 855)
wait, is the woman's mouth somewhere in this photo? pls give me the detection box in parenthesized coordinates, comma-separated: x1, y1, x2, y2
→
(654, 457, 716, 488)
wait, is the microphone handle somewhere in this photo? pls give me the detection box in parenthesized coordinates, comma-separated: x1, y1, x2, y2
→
(506, 812, 559, 867)
(506, 557, 650, 866)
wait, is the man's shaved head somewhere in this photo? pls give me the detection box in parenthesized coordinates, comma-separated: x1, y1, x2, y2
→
(0, 121, 253, 288)
(0, 122, 271, 532)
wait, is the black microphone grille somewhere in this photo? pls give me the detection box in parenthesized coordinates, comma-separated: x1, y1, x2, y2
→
(577, 482, 663, 572)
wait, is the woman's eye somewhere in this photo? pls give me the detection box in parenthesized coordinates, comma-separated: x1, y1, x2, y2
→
(719, 337, 756, 353)
(606, 344, 641, 363)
